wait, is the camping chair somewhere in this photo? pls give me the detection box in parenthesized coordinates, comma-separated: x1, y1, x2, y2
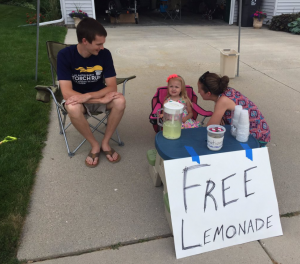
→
(149, 86, 213, 133)
(159, 0, 173, 20)
(203, 0, 217, 20)
(171, 4, 181, 21)
(35, 41, 136, 157)
(169, 1, 181, 21)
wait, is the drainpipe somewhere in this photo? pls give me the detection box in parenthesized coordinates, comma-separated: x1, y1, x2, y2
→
(38, 0, 65, 26)
(39, 0, 65, 26)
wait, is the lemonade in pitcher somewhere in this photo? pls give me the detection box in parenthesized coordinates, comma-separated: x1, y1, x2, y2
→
(163, 120, 182, 139)
(157, 101, 184, 140)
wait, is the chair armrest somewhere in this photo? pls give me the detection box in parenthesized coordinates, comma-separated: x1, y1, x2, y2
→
(116, 75, 136, 85)
(35, 85, 62, 103)
(35, 85, 56, 103)
(116, 75, 136, 96)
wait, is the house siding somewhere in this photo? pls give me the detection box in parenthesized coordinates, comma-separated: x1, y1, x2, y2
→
(232, 0, 299, 25)
(275, 0, 300, 15)
(261, 0, 276, 24)
(64, 0, 95, 25)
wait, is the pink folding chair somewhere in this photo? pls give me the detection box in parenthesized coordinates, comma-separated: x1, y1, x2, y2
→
(149, 85, 213, 133)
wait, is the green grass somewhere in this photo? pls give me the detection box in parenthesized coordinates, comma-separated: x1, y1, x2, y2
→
(0, 5, 67, 264)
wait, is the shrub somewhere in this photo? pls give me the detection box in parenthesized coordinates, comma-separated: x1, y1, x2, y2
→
(269, 12, 300, 32)
(40, 0, 62, 21)
(2, 0, 35, 10)
(26, 12, 45, 24)
(2, 0, 62, 21)
(288, 18, 300, 34)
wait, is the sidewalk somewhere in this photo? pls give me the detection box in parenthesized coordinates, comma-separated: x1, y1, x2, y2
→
(17, 25, 300, 263)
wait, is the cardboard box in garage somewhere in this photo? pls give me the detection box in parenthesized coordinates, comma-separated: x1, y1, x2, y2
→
(110, 13, 138, 24)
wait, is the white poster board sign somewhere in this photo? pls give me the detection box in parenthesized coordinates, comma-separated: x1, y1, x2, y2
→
(164, 148, 282, 259)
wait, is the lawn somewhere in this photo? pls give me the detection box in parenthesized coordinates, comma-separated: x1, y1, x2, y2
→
(0, 5, 67, 264)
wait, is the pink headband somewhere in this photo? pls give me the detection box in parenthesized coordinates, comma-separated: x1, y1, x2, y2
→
(166, 74, 179, 83)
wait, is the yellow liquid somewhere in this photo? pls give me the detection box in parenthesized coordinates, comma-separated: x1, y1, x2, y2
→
(163, 121, 182, 139)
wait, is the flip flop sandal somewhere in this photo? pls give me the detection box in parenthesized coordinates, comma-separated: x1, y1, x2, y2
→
(101, 148, 121, 163)
(85, 151, 100, 168)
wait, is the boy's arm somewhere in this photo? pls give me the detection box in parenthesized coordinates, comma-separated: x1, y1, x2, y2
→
(61, 76, 120, 105)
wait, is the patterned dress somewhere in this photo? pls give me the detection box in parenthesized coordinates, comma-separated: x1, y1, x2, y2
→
(220, 87, 270, 142)
(166, 98, 202, 129)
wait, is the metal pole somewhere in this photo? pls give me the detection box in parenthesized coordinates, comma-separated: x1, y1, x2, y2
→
(237, 0, 242, 77)
(35, 0, 40, 81)
(180, 0, 181, 20)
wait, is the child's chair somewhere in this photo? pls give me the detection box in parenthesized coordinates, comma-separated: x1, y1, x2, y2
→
(149, 86, 213, 133)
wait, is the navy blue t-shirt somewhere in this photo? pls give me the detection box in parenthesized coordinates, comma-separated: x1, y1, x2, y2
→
(57, 45, 116, 94)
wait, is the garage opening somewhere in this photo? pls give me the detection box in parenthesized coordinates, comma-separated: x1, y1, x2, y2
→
(95, 0, 230, 26)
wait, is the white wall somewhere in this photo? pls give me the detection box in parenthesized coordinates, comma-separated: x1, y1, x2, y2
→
(232, 0, 300, 25)
(275, 0, 300, 15)
(64, 0, 95, 25)
(261, 0, 276, 24)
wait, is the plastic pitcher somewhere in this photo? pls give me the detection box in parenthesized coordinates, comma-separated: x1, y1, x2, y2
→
(157, 101, 184, 139)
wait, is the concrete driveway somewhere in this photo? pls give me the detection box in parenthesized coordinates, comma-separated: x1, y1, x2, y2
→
(17, 24, 300, 263)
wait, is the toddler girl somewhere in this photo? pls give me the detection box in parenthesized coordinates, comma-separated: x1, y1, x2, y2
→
(164, 74, 201, 129)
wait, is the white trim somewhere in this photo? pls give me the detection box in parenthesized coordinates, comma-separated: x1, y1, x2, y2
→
(274, 0, 279, 15)
(63, 0, 67, 24)
(229, 0, 236, 24)
(39, 0, 65, 26)
(91, 0, 96, 19)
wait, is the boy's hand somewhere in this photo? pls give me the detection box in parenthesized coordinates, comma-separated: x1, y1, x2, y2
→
(65, 93, 92, 105)
(99, 92, 122, 104)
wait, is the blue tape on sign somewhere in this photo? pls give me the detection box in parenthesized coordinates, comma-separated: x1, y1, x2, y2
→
(185, 146, 200, 164)
(240, 143, 253, 161)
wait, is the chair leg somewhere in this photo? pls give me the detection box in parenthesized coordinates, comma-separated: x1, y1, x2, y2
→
(57, 107, 63, 134)
(71, 113, 109, 155)
(59, 112, 67, 135)
(115, 128, 124, 146)
(200, 116, 207, 126)
(55, 104, 74, 157)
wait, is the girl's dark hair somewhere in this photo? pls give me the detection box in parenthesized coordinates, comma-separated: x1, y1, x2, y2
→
(199, 72, 229, 95)
(76, 17, 107, 43)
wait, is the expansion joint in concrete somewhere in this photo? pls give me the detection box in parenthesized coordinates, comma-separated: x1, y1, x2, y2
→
(280, 211, 300, 218)
(240, 61, 300, 94)
(25, 233, 173, 263)
(258, 240, 280, 264)
(169, 26, 194, 39)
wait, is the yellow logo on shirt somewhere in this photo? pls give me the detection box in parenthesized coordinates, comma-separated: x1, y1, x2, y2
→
(75, 65, 103, 73)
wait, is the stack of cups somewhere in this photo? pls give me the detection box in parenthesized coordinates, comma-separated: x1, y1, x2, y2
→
(236, 109, 250, 142)
(231, 105, 243, 137)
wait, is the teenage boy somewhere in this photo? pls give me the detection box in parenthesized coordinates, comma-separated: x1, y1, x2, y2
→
(57, 17, 125, 168)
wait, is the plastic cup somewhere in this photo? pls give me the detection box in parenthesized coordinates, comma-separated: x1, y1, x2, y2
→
(238, 109, 249, 125)
(231, 105, 243, 137)
(207, 125, 226, 151)
(236, 110, 250, 142)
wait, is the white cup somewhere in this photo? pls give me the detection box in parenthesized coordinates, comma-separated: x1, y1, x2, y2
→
(238, 109, 249, 125)
(207, 125, 226, 151)
(236, 110, 250, 142)
(231, 105, 243, 137)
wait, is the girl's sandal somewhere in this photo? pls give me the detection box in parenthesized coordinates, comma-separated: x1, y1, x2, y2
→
(101, 148, 121, 163)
